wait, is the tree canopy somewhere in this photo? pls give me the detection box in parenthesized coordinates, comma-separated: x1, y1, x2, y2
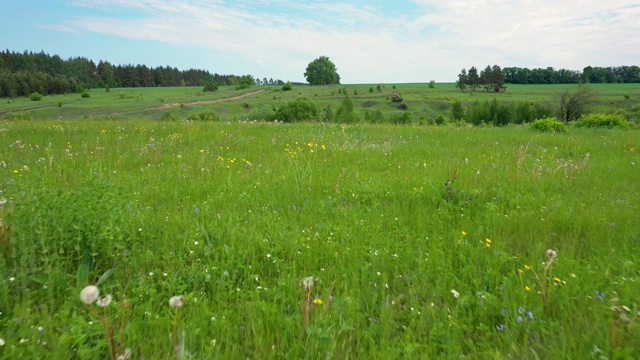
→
(304, 56, 340, 85)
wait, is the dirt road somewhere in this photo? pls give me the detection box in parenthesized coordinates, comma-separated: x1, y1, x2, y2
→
(148, 89, 267, 110)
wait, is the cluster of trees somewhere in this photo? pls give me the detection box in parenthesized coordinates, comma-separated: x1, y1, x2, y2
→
(457, 65, 506, 92)
(504, 66, 640, 84)
(451, 99, 552, 126)
(0, 50, 282, 98)
(459, 64, 640, 87)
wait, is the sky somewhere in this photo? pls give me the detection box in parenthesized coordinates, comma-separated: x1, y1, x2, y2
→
(1, 0, 639, 84)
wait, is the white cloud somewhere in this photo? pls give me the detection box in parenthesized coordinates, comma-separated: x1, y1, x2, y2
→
(51, 0, 640, 83)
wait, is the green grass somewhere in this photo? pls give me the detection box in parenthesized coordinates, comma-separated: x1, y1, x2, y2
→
(2, 83, 640, 122)
(0, 119, 638, 359)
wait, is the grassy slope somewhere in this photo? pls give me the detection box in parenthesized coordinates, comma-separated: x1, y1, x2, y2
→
(2, 83, 640, 121)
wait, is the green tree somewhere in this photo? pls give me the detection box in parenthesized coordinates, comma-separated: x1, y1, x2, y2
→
(457, 68, 467, 91)
(451, 100, 464, 121)
(304, 56, 340, 85)
(275, 97, 320, 122)
(203, 76, 218, 92)
(467, 67, 480, 91)
(335, 95, 358, 123)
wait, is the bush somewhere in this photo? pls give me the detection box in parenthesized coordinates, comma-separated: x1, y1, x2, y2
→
(428, 80, 436, 88)
(573, 113, 629, 129)
(275, 97, 320, 122)
(161, 112, 181, 121)
(530, 117, 567, 133)
(391, 112, 413, 125)
(81, 91, 90, 98)
(282, 81, 293, 91)
(242, 105, 276, 122)
(186, 110, 221, 122)
(435, 115, 446, 125)
(29, 92, 43, 101)
(364, 109, 385, 124)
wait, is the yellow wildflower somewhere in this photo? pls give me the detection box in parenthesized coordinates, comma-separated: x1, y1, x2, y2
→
(461, 230, 467, 236)
(524, 265, 532, 271)
(313, 297, 323, 305)
(525, 286, 531, 292)
(518, 269, 524, 274)
(554, 277, 561, 283)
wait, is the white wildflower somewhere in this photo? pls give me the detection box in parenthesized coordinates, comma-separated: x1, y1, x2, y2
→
(169, 295, 185, 308)
(451, 289, 460, 298)
(80, 285, 100, 304)
(301, 276, 314, 291)
(96, 294, 113, 307)
(546, 249, 557, 260)
(0, 338, 5, 346)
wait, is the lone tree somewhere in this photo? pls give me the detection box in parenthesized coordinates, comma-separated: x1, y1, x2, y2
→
(555, 82, 596, 123)
(304, 56, 341, 85)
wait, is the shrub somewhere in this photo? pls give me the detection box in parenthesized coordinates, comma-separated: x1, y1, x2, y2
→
(574, 113, 629, 129)
(428, 80, 436, 88)
(242, 105, 276, 122)
(282, 81, 293, 91)
(435, 115, 446, 125)
(186, 110, 221, 122)
(530, 117, 567, 133)
(161, 112, 181, 121)
(29, 92, 43, 101)
(275, 97, 320, 122)
(335, 95, 358, 124)
(364, 109, 385, 124)
(391, 112, 413, 125)
(81, 91, 90, 98)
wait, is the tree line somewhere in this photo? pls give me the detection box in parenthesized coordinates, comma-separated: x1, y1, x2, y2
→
(458, 65, 640, 90)
(0, 50, 283, 98)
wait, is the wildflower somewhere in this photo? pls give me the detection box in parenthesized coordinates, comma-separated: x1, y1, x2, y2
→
(546, 249, 557, 260)
(0, 198, 7, 206)
(496, 324, 506, 332)
(0, 338, 4, 346)
(313, 296, 323, 305)
(301, 276, 314, 291)
(524, 265, 532, 270)
(80, 285, 100, 304)
(525, 285, 531, 292)
(518, 269, 524, 274)
(594, 291, 606, 300)
(169, 295, 185, 308)
(554, 277, 561, 283)
(461, 230, 467, 236)
(485, 238, 491, 248)
(96, 294, 113, 307)
(451, 289, 460, 298)
(527, 310, 534, 320)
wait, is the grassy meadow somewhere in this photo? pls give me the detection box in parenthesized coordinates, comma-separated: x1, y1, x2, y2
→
(0, 117, 639, 358)
(2, 82, 640, 122)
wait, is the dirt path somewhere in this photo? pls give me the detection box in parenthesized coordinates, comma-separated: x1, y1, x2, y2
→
(148, 89, 267, 110)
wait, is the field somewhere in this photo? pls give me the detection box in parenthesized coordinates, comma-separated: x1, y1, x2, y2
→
(0, 115, 639, 359)
(2, 82, 640, 122)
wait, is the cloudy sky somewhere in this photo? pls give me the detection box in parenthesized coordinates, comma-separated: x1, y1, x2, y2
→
(2, 0, 639, 83)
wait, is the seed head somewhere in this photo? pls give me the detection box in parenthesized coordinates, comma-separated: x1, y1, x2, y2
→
(96, 294, 113, 307)
(169, 295, 185, 308)
(546, 249, 557, 260)
(301, 276, 314, 291)
(80, 285, 100, 305)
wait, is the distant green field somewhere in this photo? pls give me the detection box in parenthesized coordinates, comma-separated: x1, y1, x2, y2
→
(2, 83, 640, 122)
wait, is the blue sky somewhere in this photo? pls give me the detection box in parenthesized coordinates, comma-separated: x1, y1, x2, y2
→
(2, 0, 639, 83)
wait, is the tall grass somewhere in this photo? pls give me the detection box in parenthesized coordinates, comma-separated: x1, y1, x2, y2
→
(0, 120, 638, 358)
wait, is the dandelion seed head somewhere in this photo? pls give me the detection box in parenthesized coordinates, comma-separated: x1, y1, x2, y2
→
(80, 285, 100, 304)
(169, 295, 185, 308)
(96, 294, 113, 307)
(546, 249, 557, 260)
(301, 276, 314, 290)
